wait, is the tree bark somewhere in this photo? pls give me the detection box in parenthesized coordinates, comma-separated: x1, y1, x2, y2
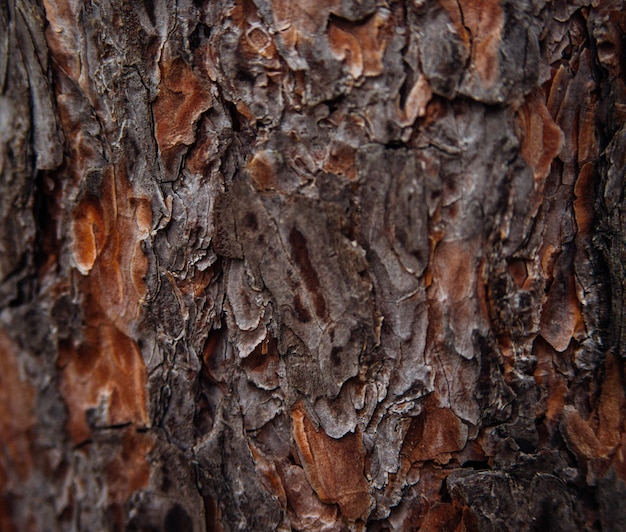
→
(1, 0, 625, 530)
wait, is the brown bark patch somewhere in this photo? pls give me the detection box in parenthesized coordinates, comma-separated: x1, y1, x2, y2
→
(430, 240, 476, 305)
(248, 150, 278, 191)
(271, 0, 340, 37)
(65, 165, 150, 443)
(289, 228, 328, 320)
(554, 48, 596, 185)
(153, 58, 211, 156)
(419, 502, 462, 532)
(43, 0, 80, 81)
(546, 64, 569, 119)
(440, 0, 504, 87)
(185, 126, 215, 177)
(230, 0, 280, 61)
(323, 142, 357, 180)
(612, 432, 626, 483)
(281, 464, 339, 530)
(461, 0, 504, 87)
(429, 239, 483, 360)
(291, 403, 370, 521)
(249, 443, 287, 507)
(533, 338, 568, 437)
(596, 354, 624, 450)
(397, 75, 433, 126)
(507, 259, 528, 289)
(517, 89, 563, 183)
(539, 256, 582, 352)
(0, 329, 35, 483)
(561, 406, 606, 461)
(328, 10, 389, 79)
(71, 166, 151, 334)
(0, 330, 36, 531)
(401, 406, 468, 463)
(573, 162, 595, 239)
(72, 201, 105, 275)
(105, 428, 155, 505)
(240, 335, 281, 391)
(578, 101, 598, 166)
(59, 320, 149, 444)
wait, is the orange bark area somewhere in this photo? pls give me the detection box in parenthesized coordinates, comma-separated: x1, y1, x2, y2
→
(64, 165, 150, 444)
(323, 142, 357, 180)
(104, 428, 155, 505)
(423, 206, 444, 288)
(54, 94, 101, 183)
(0, 329, 36, 486)
(229, 0, 280, 62)
(561, 406, 607, 461)
(551, 48, 598, 185)
(291, 403, 371, 521)
(396, 75, 433, 127)
(59, 319, 149, 444)
(280, 464, 339, 529)
(613, 433, 626, 481)
(533, 338, 568, 436)
(460, 0, 504, 86)
(239, 335, 281, 390)
(170, 268, 215, 311)
(247, 150, 279, 191)
(321, 111, 365, 180)
(535, 13, 626, 484)
(517, 90, 563, 184)
(428, 239, 483, 351)
(573, 162, 595, 239)
(419, 502, 463, 532)
(401, 406, 468, 464)
(248, 442, 288, 507)
(271, 0, 341, 37)
(43, 0, 80, 81)
(546, 64, 570, 119)
(538, 269, 583, 353)
(71, 166, 151, 334)
(328, 11, 389, 79)
(43, 0, 104, 115)
(595, 354, 624, 451)
(185, 129, 215, 177)
(153, 58, 212, 156)
(439, 0, 503, 86)
(507, 259, 528, 289)
(577, 104, 598, 166)
(592, 354, 626, 482)
(430, 240, 476, 306)
(389, 466, 465, 531)
(554, 354, 626, 482)
(532, 75, 584, 354)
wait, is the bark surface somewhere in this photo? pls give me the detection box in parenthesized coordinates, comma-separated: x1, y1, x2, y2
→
(1, 0, 625, 530)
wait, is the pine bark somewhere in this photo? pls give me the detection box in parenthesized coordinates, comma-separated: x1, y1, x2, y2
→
(1, 0, 625, 530)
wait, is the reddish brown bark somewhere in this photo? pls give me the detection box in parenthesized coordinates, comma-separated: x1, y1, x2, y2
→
(1, 0, 625, 530)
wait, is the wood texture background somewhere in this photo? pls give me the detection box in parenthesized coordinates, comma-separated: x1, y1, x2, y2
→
(1, 0, 625, 529)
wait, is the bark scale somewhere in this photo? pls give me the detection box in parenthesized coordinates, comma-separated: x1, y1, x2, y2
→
(0, 0, 625, 530)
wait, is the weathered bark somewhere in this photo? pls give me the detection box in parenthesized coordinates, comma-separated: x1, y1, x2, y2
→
(1, 0, 625, 530)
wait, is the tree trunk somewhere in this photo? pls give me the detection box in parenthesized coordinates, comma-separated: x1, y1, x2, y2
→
(1, 0, 625, 529)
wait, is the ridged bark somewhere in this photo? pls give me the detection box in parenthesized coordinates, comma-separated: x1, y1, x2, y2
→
(1, 0, 625, 530)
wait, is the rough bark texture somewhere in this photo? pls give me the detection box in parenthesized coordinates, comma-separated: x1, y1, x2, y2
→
(1, 0, 625, 530)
